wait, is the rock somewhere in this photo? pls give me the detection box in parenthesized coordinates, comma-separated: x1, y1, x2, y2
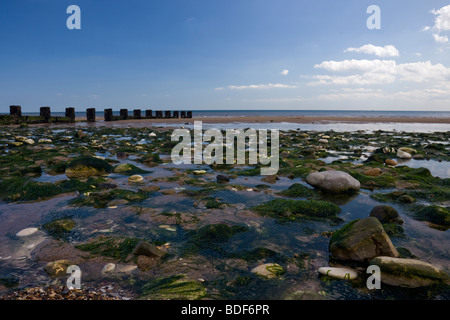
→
(300, 148, 316, 159)
(398, 194, 415, 203)
(251, 263, 285, 279)
(98, 182, 119, 190)
(65, 156, 112, 179)
(149, 132, 157, 137)
(318, 139, 328, 144)
(15, 136, 27, 142)
(370, 256, 449, 288)
(75, 130, 86, 139)
(132, 241, 166, 258)
(101, 263, 116, 274)
(329, 217, 399, 262)
(397, 149, 412, 159)
(364, 168, 381, 177)
(318, 267, 357, 280)
(216, 174, 230, 183)
(161, 189, 176, 195)
(23, 138, 35, 145)
(136, 255, 158, 271)
(382, 147, 396, 154)
(369, 206, 403, 224)
(193, 170, 206, 175)
(38, 139, 52, 143)
(138, 185, 160, 192)
(261, 175, 277, 184)
(44, 260, 71, 278)
(16, 227, 39, 237)
(412, 154, 425, 160)
(398, 147, 417, 155)
(113, 163, 134, 173)
(385, 159, 397, 166)
(306, 170, 360, 193)
(321, 135, 331, 139)
(128, 175, 144, 183)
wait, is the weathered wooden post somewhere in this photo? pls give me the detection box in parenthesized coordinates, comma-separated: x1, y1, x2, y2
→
(10, 105, 22, 124)
(180, 111, 186, 118)
(104, 108, 113, 121)
(120, 109, 128, 120)
(133, 109, 142, 119)
(173, 111, 179, 118)
(164, 111, 171, 118)
(40, 106, 51, 122)
(86, 108, 96, 122)
(10, 105, 22, 117)
(156, 111, 163, 119)
(65, 107, 75, 121)
(187, 111, 192, 118)
(145, 110, 153, 118)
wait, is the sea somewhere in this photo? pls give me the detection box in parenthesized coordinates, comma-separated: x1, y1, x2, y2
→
(8, 109, 450, 119)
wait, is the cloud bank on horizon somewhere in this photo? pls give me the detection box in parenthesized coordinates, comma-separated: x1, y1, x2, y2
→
(0, 1, 450, 111)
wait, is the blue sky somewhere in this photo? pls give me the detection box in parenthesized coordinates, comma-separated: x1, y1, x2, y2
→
(1, 0, 450, 112)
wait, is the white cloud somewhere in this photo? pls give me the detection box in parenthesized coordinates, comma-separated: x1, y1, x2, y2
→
(433, 33, 449, 43)
(314, 59, 396, 73)
(344, 44, 400, 57)
(311, 59, 450, 85)
(280, 69, 289, 76)
(225, 83, 297, 90)
(431, 5, 450, 32)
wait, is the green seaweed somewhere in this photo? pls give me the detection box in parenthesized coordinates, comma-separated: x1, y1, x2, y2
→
(43, 218, 76, 240)
(75, 236, 143, 261)
(253, 199, 342, 222)
(278, 183, 316, 198)
(141, 275, 206, 300)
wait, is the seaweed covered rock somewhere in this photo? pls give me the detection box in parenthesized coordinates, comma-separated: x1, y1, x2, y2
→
(369, 205, 403, 224)
(329, 217, 399, 262)
(113, 163, 148, 175)
(65, 156, 112, 179)
(278, 183, 316, 198)
(414, 205, 450, 229)
(306, 170, 360, 193)
(253, 199, 341, 222)
(370, 256, 449, 288)
(141, 275, 206, 300)
(43, 219, 76, 240)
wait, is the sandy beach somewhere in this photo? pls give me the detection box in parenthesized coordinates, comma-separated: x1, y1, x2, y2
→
(75, 115, 450, 125)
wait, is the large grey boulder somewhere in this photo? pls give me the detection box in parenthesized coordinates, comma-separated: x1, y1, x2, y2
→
(306, 170, 360, 193)
(329, 217, 399, 262)
(370, 256, 449, 288)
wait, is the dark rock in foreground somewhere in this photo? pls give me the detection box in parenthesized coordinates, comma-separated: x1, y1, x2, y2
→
(329, 217, 399, 262)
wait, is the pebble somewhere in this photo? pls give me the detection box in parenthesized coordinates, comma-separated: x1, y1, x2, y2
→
(101, 263, 116, 274)
(128, 175, 144, 183)
(16, 228, 39, 237)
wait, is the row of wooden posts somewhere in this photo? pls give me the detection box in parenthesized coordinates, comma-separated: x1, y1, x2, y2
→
(8, 105, 192, 123)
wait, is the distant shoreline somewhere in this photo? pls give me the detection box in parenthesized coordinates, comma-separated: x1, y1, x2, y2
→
(71, 115, 450, 125)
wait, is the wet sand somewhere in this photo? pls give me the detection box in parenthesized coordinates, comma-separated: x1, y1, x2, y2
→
(75, 115, 450, 125)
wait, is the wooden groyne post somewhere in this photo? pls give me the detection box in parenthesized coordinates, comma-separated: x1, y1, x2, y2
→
(120, 109, 128, 120)
(86, 108, 96, 122)
(65, 107, 75, 121)
(133, 109, 142, 119)
(40, 106, 51, 122)
(104, 108, 113, 121)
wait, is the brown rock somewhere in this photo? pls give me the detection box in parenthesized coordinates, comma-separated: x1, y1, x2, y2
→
(385, 159, 397, 166)
(364, 168, 382, 177)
